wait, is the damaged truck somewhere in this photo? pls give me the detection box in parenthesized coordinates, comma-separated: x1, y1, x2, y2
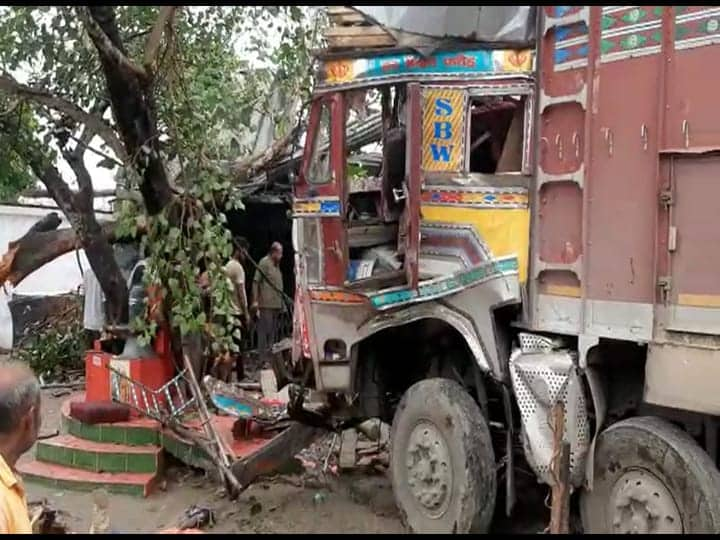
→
(285, 5, 720, 534)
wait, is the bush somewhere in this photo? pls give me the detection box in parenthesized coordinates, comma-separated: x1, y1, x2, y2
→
(12, 295, 85, 381)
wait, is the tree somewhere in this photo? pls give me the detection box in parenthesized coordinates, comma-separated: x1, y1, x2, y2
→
(0, 6, 321, 352)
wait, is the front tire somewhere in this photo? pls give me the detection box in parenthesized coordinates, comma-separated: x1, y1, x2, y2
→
(581, 416, 720, 533)
(390, 378, 496, 533)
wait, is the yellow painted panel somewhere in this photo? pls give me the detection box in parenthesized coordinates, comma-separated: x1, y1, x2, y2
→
(421, 205, 530, 283)
(542, 284, 582, 298)
(422, 88, 466, 172)
(678, 294, 720, 308)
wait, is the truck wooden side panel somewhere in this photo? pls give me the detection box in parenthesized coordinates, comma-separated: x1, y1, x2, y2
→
(530, 6, 588, 334)
(533, 6, 720, 342)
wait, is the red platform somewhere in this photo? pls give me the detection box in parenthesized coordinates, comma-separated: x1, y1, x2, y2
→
(84, 332, 175, 415)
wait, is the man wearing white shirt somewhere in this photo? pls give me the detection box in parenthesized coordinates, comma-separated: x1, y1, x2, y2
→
(82, 267, 105, 350)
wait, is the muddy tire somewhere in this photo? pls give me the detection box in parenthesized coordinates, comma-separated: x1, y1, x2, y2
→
(581, 416, 720, 533)
(390, 378, 496, 533)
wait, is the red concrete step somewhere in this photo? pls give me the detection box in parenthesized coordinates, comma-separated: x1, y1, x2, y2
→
(37, 434, 163, 474)
(17, 460, 158, 497)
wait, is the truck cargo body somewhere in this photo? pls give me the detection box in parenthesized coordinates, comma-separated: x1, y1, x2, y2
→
(531, 5, 720, 415)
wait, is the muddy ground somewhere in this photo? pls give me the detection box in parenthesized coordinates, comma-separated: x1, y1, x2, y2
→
(21, 390, 548, 534)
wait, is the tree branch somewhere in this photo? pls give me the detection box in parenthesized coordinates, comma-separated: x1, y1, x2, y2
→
(143, 6, 179, 76)
(0, 217, 126, 288)
(0, 73, 127, 161)
(67, 133, 124, 168)
(21, 187, 117, 199)
(72, 99, 109, 160)
(61, 149, 94, 208)
(76, 7, 148, 81)
(231, 125, 301, 182)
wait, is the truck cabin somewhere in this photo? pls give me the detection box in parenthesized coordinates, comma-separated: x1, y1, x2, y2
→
(295, 48, 535, 294)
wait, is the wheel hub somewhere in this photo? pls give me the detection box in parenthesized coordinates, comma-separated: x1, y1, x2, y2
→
(405, 421, 452, 518)
(609, 469, 682, 534)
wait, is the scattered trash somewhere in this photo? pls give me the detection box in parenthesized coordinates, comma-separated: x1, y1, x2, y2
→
(89, 489, 111, 534)
(250, 500, 262, 516)
(176, 505, 215, 530)
(313, 492, 328, 505)
(38, 430, 60, 440)
(204, 375, 285, 424)
(260, 369, 278, 397)
(28, 500, 69, 534)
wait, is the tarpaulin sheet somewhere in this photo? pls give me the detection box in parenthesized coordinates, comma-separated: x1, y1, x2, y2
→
(352, 6, 536, 48)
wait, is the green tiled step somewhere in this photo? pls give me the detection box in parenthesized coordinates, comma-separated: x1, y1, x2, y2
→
(17, 460, 157, 497)
(36, 435, 162, 474)
(160, 430, 212, 470)
(62, 413, 160, 446)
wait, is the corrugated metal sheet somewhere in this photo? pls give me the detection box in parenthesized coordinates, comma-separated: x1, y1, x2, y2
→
(351, 6, 536, 53)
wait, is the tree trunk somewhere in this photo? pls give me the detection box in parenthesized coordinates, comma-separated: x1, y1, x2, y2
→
(86, 6, 173, 216)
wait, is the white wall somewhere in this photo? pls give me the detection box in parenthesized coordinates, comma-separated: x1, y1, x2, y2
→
(0, 204, 111, 350)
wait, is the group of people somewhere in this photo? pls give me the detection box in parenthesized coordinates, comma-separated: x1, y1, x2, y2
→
(203, 238, 286, 382)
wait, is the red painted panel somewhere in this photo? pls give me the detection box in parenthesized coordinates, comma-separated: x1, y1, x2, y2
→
(537, 182, 583, 264)
(323, 93, 348, 286)
(665, 9, 720, 149)
(404, 83, 422, 289)
(585, 53, 661, 304)
(669, 155, 720, 297)
(295, 95, 348, 286)
(533, 7, 589, 296)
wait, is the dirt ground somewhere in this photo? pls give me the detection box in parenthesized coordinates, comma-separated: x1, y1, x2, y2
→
(21, 390, 547, 534)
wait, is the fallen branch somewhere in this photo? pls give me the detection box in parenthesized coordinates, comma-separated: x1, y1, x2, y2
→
(0, 213, 144, 288)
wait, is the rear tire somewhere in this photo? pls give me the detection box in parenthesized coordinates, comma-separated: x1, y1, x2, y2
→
(581, 416, 720, 533)
(390, 378, 496, 533)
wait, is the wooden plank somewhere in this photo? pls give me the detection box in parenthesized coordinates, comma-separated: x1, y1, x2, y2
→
(549, 402, 570, 534)
(328, 12, 367, 25)
(324, 26, 390, 38)
(339, 428, 359, 469)
(325, 34, 396, 50)
(326, 6, 357, 16)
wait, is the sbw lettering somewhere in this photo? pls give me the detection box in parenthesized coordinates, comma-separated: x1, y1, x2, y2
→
(434, 121, 452, 140)
(434, 98, 453, 116)
(430, 144, 454, 162)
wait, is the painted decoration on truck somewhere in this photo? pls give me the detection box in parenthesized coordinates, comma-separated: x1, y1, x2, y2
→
(419, 222, 490, 269)
(421, 88, 466, 172)
(674, 6, 720, 51)
(318, 49, 534, 90)
(600, 6, 663, 63)
(293, 197, 341, 217)
(553, 18, 590, 72)
(368, 256, 519, 310)
(421, 187, 529, 209)
(548, 6, 589, 72)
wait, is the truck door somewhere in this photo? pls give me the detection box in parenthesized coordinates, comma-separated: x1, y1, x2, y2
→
(655, 7, 720, 336)
(294, 94, 348, 287)
(403, 83, 422, 290)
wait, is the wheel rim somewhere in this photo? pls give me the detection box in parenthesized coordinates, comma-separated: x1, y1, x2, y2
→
(609, 469, 683, 534)
(405, 420, 453, 519)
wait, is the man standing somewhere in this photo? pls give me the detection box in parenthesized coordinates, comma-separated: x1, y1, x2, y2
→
(82, 266, 105, 350)
(0, 361, 41, 534)
(223, 237, 250, 381)
(252, 242, 285, 359)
